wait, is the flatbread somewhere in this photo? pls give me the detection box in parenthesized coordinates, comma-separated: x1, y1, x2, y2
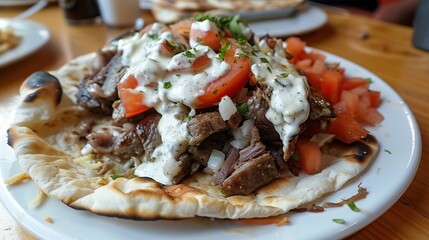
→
(7, 54, 379, 219)
(150, 0, 305, 23)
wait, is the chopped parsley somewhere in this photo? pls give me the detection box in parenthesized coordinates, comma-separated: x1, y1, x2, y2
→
(182, 116, 193, 123)
(260, 57, 269, 63)
(193, 14, 248, 40)
(164, 40, 186, 53)
(236, 102, 249, 115)
(212, 89, 219, 95)
(196, 36, 202, 43)
(148, 33, 159, 40)
(184, 50, 196, 58)
(163, 81, 172, 89)
(365, 77, 373, 83)
(218, 42, 231, 60)
(347, 202, 360, 212)
(384, 149, 392, 154)
(332, 219, 346, 224)
(110, 174, 124, 180)
(238, 38, 247, 45)
(267, 66, 272, 73)
(280, 73, 289, 78)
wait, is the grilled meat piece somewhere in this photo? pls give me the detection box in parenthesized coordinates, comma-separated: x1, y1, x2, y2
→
(245, 94, 282, 148)
(76, 53, 126, 115)
(308, 86, 336, 120)
(187, 111, 228, 146)
(135, 113, 162, 156)
(221, 153, 279, 196)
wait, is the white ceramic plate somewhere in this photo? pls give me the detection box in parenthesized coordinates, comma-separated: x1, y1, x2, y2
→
(0, 50, 422, 240)
(0, 0, 56, 7)
(0, 18, 50, 68)
(248, 6, 327, 37)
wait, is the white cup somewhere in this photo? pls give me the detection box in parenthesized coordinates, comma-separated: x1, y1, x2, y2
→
(97, 0, 141, 27)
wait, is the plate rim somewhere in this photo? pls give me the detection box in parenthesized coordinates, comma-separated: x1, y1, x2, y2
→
(0, 18, 51, 68)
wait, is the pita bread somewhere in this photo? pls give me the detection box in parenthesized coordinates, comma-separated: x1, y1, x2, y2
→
(150, 0, 304, 23)
(7, 52, 379, 219)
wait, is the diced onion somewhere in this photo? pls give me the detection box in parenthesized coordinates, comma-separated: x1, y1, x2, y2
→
(230, 139, 249, 149)
(231, 127, 244, 140)
(240, 119, 254, 139)
(207, 149, 225, 171)
(218, 96, 237, 121)
(80, 143, 94, 155)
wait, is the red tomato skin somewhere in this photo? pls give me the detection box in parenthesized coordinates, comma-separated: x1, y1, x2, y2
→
(197, 39, 251, 109)
(327, 113, 369, 144)
(321, 70, 343, 104)
(296, 138, 322, 175)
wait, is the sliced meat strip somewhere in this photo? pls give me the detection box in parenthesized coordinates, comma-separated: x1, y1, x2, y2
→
(308, 86, 336, 120)
(86, 132, 115, 154)
(245, 93, 282, 148)
(76, 53, 126, 115)
(212, 147, 239, 185)
(227, 111, 242, 129)
(221, 153, 279, 196)
(173, 153, 194, 183)
(113, 129, 144, 158)
(187, 111, 227, 146)
(135, 113, 162, 156)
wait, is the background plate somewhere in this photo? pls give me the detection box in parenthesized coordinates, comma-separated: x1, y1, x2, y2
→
(0, 18, 50, 68)
(0, 49, 422, 240)
(249, 6, 327, 37)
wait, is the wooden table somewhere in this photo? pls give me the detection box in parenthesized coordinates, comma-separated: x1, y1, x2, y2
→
(1, 4, 428, 240)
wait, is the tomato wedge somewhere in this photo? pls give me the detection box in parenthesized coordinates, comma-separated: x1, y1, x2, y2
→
(190, 28, 222, 52)
(321, 69, 342, 104)
(197, 39, 251, 109)
(327, 112, 369, 144)
(117, 75, 151, 117)
(296, 138, 322, 175)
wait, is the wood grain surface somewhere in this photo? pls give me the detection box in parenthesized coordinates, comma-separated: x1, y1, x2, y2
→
(0, 3, 428, 239)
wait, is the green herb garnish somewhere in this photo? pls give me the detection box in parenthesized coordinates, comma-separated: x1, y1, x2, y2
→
(218, 42, 231, 60)
(384, 149, 392, 154)
(238, 38, 247, 45)
(110, 174, 124, 180)
(332, 219, 346, 224)
(148, 33, 159, 40)
(260, 57, 269, 63)
(236, 102, 249, 115)
(183, 116, 193, 123)
(365, 77, 373, 83)
(267, 66, 272, 73)
(163, 81, 172, 89)
(347, 202, 360, 212)
(184, 50, 196, 58)
(280, 73, 289, 78)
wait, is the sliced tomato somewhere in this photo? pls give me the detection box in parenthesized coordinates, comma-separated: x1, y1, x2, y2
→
(342, 77, 370, 90)
(191, 55, 211, 72)
(286, 37, 306, 64)
(118, 89, 150, 117)
(321, 69, 342, 104)
(327, 112, 369, 144)
(197, 39, 251, 109)
(296, 138, 322, 175)
(368, 91, 381, 108)
(358, 108, 384, 126)
(340, 90, 359, 117)
(190, 28, 222, 52)
(117, 75, 151, 117)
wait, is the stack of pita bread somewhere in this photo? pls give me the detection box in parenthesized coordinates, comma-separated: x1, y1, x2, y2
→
(150, 0, 305, 23)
